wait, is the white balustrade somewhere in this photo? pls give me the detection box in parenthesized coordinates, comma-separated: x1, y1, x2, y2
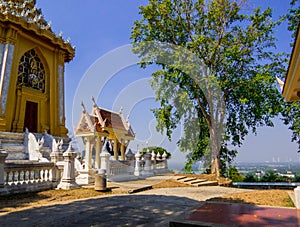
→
(4, 162, 54, 186)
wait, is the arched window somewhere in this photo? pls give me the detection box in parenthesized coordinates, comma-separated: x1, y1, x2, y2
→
(17, 49, 45, 93)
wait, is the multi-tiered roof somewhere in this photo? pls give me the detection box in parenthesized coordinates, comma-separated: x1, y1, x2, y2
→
(0, 0, 74, 61)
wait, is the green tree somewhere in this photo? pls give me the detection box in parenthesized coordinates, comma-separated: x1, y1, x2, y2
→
(227, 166, 245, 182)
(131, 0, 286, 177)
(244, 173, 258, 182)
(261, 170, 287, 182)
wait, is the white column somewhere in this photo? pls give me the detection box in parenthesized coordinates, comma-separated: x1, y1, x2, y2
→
(0, 44, 14, 114)
(84, 137, 92, 170)
(113, 139, 118, 160)
(95, 136, 102, 169)
(120, 140, 125, 161)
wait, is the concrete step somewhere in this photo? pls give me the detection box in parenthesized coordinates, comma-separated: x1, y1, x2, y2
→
(195, 181, 218, 187)
(181, 177, 197, 183)
(188, 179, 208, 185)
(173, 176, 187, 181)
(0, 132, 24, 144)
(3, 144, 26, 160)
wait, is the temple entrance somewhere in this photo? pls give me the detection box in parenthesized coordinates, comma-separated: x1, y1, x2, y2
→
(24, 101, 38, 132)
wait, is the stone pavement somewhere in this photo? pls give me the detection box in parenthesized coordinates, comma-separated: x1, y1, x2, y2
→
(0, 175, 299, 226)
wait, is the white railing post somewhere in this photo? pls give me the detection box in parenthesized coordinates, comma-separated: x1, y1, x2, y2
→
(100, 141, 111, 175)
(50, 140, 63, 183)
(57, 145, 79, 190)
(126, 149, 134, 174)
(144, 152, 152, 175)
(162, 151, 168, 169)
(0, 148, 8, 188)
(151, 151, 156, 172)
(134, 150, 142, 176)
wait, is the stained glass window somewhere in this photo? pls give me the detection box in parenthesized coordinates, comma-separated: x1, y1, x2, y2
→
(17, 49, 45, 92)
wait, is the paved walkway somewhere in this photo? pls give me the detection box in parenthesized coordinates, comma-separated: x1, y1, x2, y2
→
(0, 175, 299, 226)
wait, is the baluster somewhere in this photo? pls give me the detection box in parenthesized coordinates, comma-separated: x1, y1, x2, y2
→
(34, 170, 39, 183)
(30, 170, 34, 183)
(11, 171, 16, 185)
(17, 170, 21, 185)
(19, 170, 24, 184)
(4, 171, 8, 185)
(44, 169, 47, 181)
(8, 171, 12, 185)
(40, 169, 44, 182)
(46, 169, 50, 181)
(44, 169, 47, 182)
(24, 170, 29, 184)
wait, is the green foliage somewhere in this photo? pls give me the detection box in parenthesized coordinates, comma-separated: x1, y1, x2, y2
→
(219, 145, 238, 177)
(260, 170, 289, 183)
(227, 166, 245, 182)
(282, 102, 300, 152)
(141, 146, 171, 159)
(131, 0, 291, 174)
(244, 173, 258, 182)
(287, 0, 300, 39)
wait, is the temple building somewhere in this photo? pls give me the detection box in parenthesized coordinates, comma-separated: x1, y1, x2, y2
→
(283, 22, 300, 102)
(0, 0, 74, 137)
(75, 97, 135, 164)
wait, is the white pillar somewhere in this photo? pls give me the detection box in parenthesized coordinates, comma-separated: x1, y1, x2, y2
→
(95, 136, 102, 169)
(85, 137, 92, 170)
(113, 139, 118, 160)
(120, 140, 125, 161)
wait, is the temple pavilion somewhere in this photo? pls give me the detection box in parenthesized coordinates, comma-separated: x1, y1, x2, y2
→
(75, 97, 135, 170)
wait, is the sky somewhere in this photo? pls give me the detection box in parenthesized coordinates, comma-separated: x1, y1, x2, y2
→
(36, 0, 300, 169)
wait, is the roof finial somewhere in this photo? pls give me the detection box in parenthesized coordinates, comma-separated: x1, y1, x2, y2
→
(92, 96, 97, 107)
(119, 106, 123, 115)
(276, 77, 284, 92)
(81, 101, 86, 113)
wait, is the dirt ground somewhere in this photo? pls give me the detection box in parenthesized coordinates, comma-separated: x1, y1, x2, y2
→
(0, 177, 294, 214)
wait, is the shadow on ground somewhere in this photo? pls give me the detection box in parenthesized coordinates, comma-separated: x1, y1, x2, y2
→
(0, 193, 50, 213)
(1, 194, 300, 227)
(0, 194, 201, 226)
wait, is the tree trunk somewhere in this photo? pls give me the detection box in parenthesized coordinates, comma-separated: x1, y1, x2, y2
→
(211, 155, 220, 179)
(209, 125, 221, 179)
